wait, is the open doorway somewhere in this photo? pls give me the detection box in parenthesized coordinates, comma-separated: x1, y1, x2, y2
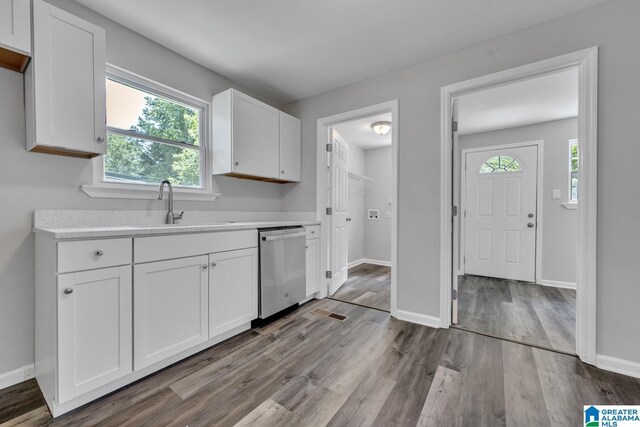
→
(316, 101, 398, 315)
(329, 113, 393, 312)
(452, 67, 580, 354)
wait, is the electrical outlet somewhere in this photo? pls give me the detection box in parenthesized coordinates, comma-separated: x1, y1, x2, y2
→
(368, 209, 379, 220)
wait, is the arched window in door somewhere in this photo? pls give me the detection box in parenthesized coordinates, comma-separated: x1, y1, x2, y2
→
(479, 155, 521, 173)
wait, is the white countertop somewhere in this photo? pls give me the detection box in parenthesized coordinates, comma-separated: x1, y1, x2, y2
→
(35, 220, 321, 240)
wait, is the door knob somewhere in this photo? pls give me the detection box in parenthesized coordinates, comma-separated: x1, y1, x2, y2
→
(527, 222, 535, 228)
(202, 264, 208, 270)
(528, 213, 535, 218)
(63, 288, 73, 295)
(211, 262, 217, 267)
(346, 217, 352, 222)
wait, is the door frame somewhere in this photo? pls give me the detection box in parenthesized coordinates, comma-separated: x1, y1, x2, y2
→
(316, 100, 399, 316)
(459, 140, 544, 284)
(440, 47, 598, 364)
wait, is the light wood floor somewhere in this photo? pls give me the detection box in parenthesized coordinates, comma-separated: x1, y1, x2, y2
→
(457, 275, 576, 353)
(2, 299, 638, 426)
(331, 263, 390, 311)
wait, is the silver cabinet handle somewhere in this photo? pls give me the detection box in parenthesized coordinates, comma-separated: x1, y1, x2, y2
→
(527, 222, 535, 228)
(262, 231, 307, 241)
(63, 288, 73, 295)
(96, 136, 105, 143)
(234, 161, 239, 166)
(211, 262, 217, 267)
(96, 250, 104, 256)
(202, 264, 208, 270)
(346, 217, 352, 222)
(528, 213, 535, 218)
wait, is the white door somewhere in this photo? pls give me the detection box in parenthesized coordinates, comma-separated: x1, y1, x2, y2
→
(330, 131, 349, 294)
(134, 256, 209, 370)
(279, 112, 302, 182)
(58, 266, 132, 404)
(463, 145, 538, 282)
(232, 90, 280, 179)
(31, 0, 106, 154)
(209, 248, 258, 338)
(305, 238, 320, 296)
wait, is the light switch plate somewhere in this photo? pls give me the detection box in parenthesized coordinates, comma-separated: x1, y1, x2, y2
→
(386, 211, 391, 219)
(552, 189, 561, 199)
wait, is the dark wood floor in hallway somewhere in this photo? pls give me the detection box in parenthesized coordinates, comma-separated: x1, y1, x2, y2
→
(2, 299, 638, 427)
(458, 275, 576, 353)
(331, 263, 390, 311)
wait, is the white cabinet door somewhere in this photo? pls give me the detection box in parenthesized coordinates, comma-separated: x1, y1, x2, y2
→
(134, 256, 208, 370)
(306, 239, 319, 296)
(209, 248, 258, 338)
(0, 0, 30, 54)
(27, 0, 106, 157)
(58, 266, 132, 404)
(279, 112, 301, 182)
(232, 90, 280, 179)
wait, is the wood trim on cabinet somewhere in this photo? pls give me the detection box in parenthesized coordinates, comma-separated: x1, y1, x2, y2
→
(0, 46, 30, 73)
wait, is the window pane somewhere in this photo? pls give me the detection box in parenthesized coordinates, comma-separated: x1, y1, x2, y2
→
(104, 132, 201, 187)
(479, 156, 521, 174)
(106, 79, 200, 146)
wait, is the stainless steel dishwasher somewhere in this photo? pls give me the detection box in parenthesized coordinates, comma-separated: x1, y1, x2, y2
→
(259, 226, 307, 318)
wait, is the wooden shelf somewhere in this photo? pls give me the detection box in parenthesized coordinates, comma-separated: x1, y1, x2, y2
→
(0, 46, 30, 73)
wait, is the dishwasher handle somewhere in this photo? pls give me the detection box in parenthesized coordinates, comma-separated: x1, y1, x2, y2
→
(261, 231, 307, 242)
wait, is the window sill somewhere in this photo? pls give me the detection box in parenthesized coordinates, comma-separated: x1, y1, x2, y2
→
(562, 202, 578, 210)
(81, 184, 220, 202)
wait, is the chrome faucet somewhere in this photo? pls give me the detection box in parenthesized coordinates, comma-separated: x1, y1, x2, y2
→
(157, 180, 184, 224)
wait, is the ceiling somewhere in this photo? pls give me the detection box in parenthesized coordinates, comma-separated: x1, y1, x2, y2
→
(333, 113, 392, 150)
(458, 68, 579, 135)
(74, 0, 609, 104)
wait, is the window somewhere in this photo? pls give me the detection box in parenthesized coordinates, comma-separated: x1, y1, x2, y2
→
(479, 156, 521, 174)
(569, 139, 579, 202)
(104, 76, 205, 188)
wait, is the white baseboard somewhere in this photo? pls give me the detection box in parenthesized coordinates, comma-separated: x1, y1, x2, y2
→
(540, 279, 576, 290)
(348, 258, 366, 268)
(362, 258, 391, 267)
(596, 354, 640, 379)
(0, 364, 35, 390)
(394, 309, 441, 329)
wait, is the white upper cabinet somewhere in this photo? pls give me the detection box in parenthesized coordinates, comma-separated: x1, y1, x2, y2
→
(279, 112, 302, 182)
(0, 0, 31, 63)
(212, 88, 301, 183)
(25, 0, 106, 158)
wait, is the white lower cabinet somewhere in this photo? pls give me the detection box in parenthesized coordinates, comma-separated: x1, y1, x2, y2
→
(209, 248, 258, 338)
(306, 238, 320, 296)
(57, 266, 132, 404)
(133, 255, 209, 370)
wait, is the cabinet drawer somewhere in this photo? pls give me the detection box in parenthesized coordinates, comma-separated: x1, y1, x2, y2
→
(58, 238, 132, 273)
(134, 230, 258, 264)
(305, 225, 320, 239)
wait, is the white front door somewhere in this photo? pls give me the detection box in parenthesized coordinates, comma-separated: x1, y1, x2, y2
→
(463, 145, 538, 282)
(330, 131, 349, 294)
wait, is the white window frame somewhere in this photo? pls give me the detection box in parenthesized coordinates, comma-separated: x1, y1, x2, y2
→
(564, 139, 579, 210)
(82, 64, 219, 201)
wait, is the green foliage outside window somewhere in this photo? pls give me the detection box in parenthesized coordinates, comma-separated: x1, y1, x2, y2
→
(105, 89, 202, 188)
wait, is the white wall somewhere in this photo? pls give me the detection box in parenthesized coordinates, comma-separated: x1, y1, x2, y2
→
(457, 118, 578, 285)
(364, 147, 392, 263)
(0, 0, 290, 376)
(347, 143, 365, 263)
(283, 0, 640, 364)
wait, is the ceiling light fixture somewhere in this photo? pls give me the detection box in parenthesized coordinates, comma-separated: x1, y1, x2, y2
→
(371, 121, 392, 135)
